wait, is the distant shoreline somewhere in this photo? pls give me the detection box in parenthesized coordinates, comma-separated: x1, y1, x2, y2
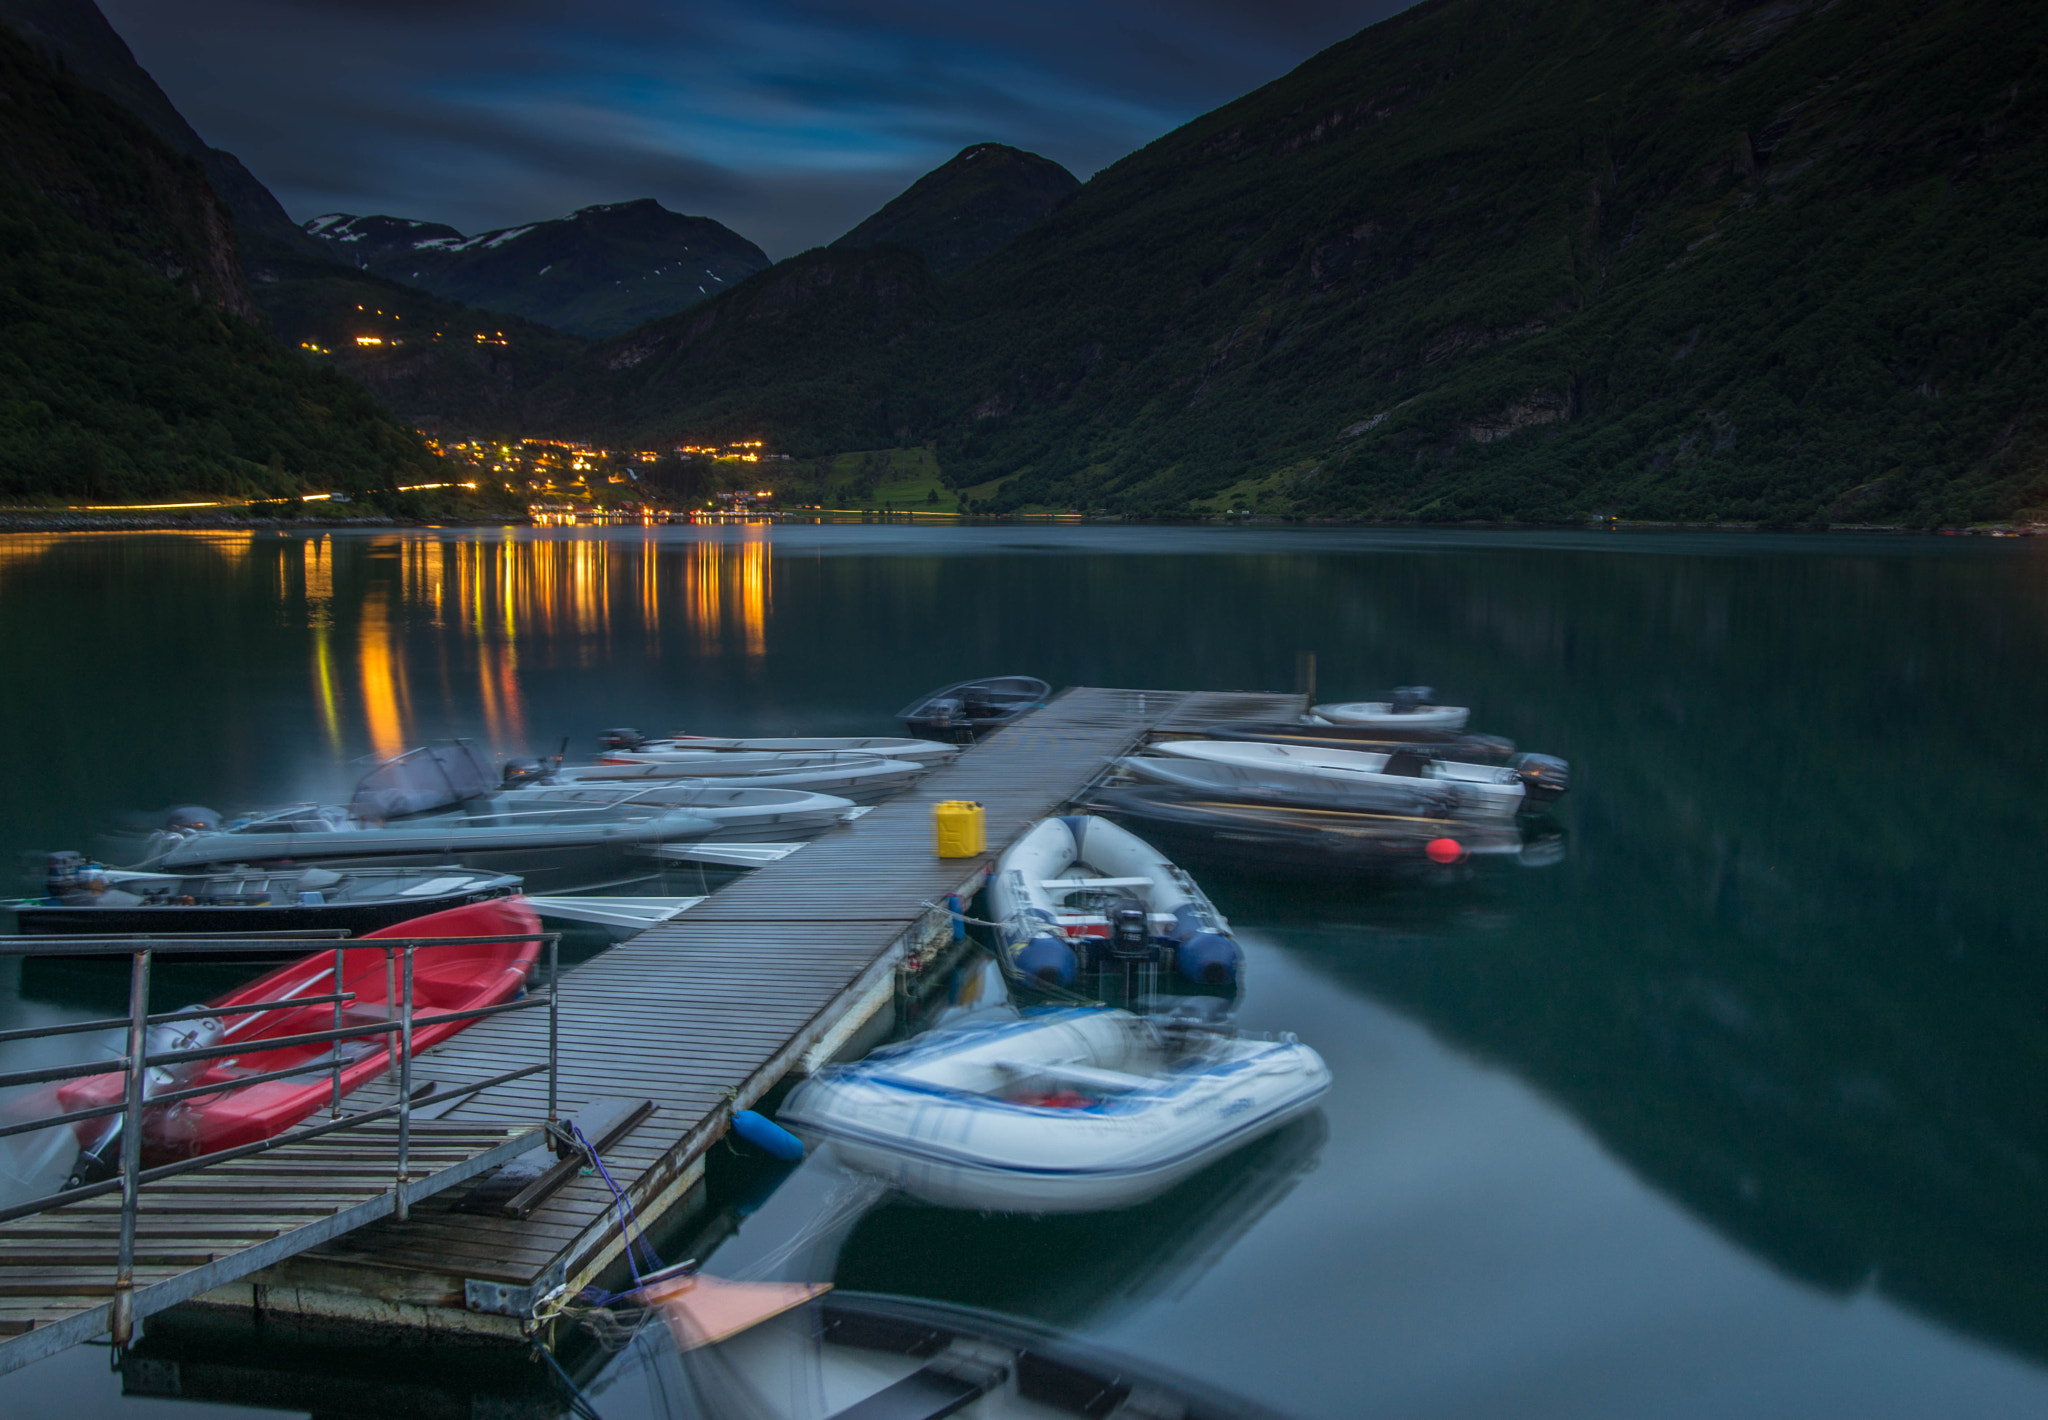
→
(0, 512, 2039, 537)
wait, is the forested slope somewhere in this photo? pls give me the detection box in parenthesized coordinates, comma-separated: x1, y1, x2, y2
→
(547, 0, 2048, 523)
(0, 26, 436, 500)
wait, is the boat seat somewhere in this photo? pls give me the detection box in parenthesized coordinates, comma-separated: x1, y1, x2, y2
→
(990, 1058, 1152, 1093)
(825, 1355, 1005, 1420)
(1042, 876, 1153, 892)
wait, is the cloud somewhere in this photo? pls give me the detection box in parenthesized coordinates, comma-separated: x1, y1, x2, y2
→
(98, 0, 1416, 256)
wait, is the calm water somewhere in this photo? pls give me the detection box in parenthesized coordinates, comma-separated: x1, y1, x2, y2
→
(4, 523, 2048, 1418)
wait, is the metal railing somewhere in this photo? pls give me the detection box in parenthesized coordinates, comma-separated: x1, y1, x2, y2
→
(0, 928, 562, 1347)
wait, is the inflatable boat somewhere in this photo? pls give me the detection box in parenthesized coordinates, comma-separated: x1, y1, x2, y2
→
(988, 814, 1240, 986)
(1139, 739, 1535, 820)
(601, 729, 961, 766)
(898, 676, 1050, 742)
(1311, 685, 1469, 730)
(57, 897, 542, 1184)
(778, 1008, 1329, 1213)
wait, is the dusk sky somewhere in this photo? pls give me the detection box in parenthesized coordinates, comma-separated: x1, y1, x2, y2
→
(97, 0, 1415, 258)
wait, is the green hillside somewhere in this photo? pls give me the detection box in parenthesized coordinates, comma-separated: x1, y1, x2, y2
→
(0, 25, 436, 502)
(542, 0, 2048, 524)
(532, 244, 942, 453)
(833, 143, 1079, 276)
(253, 253, 586, 434)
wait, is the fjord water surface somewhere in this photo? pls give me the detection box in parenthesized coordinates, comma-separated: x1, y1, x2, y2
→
(2, 523, 2047, 1418)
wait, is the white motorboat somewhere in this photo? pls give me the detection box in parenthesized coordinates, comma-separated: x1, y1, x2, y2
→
(603, 729, 961, 766)
(495, 783, 854, 841)
(987, 814, 1240, 986)
(778, 1008, 1329, 1213)
(1141, 739, 1529, 820)
(1311, 685, 1470, 730)
(135, 799, 715, 893)
(552, 751, 925, 804)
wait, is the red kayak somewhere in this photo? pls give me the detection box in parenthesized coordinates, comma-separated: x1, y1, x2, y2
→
(59, 897, 542, 1179)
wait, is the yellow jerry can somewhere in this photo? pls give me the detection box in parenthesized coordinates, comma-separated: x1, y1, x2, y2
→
(933, 800, 987, 858)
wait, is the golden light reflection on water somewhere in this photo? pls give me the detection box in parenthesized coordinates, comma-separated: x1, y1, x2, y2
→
(281, 532, 774, 759)
(740, 531, 769, 658)
(357, 582, 410, 760)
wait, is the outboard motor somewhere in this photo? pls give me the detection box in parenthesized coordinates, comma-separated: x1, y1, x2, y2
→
(1507, 752, 1572, 803)
(1389, 685, 1434, 714)
(1382, 746, 1438, 778)
(926, 696, 964, 728)
(600, 728, 645, 753)
(43, 851, 85, 899)
(163, 806, 221, 834)
(1107, 903, 1155, 961)
(64, 1012, 225, 1189)
(501, 757, 547, 789)
(1014, 933, 1077, 986)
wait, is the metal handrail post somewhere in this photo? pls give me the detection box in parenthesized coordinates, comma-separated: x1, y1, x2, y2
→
(330, 943, 345, 1119)
(546, 937, 560, 1132)
(383, 947, 396, 1081)
(394, 947, 414, 1221)
(111, 947, 151, 1349)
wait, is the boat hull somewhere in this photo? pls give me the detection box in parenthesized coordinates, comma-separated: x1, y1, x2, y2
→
(143, 810, 714, 893)
(1312, 700, 1470, 729)
(1083, 785, 1526, 878)
(783, 1010, 1329, 1214)
(985, 814, 1239, 985)
(56, 898, 543, 1168)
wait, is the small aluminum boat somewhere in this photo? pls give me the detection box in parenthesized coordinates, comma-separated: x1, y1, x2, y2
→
(1139, 739, 1533, 820)
(898, 676, 1050, 742)
(1203, 718, 1518, 760)
(1083, 785, 1531, 878)
(1311, 685, 1469, 730)
(987, 814, 1240, 986)
(135, 799, 714, 893)
(548, 751, 925, 804)
(498, 782, 854, 841)
(11, 855, 518, 946)
(780, 1008, 1329, 1213)
(601, 729, 961, 766)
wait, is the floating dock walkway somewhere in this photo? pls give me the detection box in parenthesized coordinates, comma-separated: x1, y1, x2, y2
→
(217, 686, 1300, 1339)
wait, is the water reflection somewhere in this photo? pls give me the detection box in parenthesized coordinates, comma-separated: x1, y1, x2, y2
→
(138, 531, 791, 765)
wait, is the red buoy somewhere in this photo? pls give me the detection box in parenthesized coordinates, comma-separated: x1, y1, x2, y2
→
(1425, 837, 1466, 864)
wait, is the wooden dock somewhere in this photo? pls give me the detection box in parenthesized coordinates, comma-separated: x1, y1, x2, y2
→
(0, 1122, 539, 1374)
(202, 686, 1302, 1339)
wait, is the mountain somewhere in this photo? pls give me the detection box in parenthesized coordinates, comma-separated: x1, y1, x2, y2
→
(0, 24, 436, 500)
(256, 252, 586, 433)
(527, 244, 937, 451)
(833, 143, 1079, 276)
(301, 199, 771, 339)
(0, 0, 330, 263)
(537, 0, 2048, 524)
(301, 212, 464, 263)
